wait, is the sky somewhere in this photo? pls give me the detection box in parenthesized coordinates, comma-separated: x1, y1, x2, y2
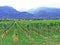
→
(0, 0, 60, 11)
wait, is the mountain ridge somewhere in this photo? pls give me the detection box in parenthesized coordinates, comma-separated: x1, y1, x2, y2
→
(0, 6, 60, 19)
(0, 6, 34, 19)
(28, 7, 60, 19)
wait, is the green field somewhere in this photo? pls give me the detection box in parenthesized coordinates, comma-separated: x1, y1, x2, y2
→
(0, 20, 60, 45)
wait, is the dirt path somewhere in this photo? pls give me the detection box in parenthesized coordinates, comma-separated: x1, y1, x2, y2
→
(12, 30, 18, 42)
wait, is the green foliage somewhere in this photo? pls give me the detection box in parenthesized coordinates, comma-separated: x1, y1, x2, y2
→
(0, 20, 60, 45)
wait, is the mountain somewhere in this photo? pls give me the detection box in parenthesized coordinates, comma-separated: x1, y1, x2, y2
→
(0, 6, 34, 19)
(0, 6, 60, 19)
(18, 12, 34, 19)
(0, 6, 19, 19)
(28, 7, 60, 19)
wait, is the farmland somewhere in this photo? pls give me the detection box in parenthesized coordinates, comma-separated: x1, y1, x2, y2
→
(0, 20, 60, 45)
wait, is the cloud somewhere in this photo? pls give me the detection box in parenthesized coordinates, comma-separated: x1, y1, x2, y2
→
(0, 0, 60, 11)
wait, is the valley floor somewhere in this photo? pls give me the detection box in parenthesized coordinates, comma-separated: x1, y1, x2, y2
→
(0, 20, 60, 45)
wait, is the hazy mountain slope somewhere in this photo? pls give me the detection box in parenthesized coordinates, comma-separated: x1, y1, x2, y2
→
(0, 6, 34, 19)
(28, 7, 60, 19)
(0, 6, 60, 19)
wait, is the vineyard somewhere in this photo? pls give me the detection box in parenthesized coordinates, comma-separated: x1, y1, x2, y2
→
(0, 20, 60, 45)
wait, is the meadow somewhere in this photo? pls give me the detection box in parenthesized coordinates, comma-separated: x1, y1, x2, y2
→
(0, 20, 60, 45)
